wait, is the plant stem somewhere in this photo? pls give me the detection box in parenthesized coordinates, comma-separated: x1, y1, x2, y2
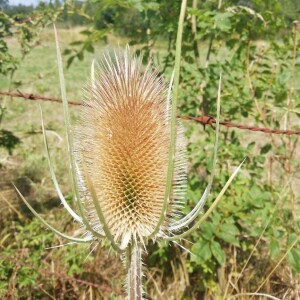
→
(149, 0, 187, 238)
(191, 0, 201, 69)
(127, 244, 143, 300)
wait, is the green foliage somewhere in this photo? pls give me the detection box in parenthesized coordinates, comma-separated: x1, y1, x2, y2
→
(0, 213, 93, 299)
(0, 218, 52, 298)
(0, 129, 21, 155)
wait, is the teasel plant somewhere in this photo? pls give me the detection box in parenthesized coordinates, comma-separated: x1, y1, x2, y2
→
(14, 1, 244, 299)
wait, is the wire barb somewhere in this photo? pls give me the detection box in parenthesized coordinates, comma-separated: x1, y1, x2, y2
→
(2, 90, 299, 136)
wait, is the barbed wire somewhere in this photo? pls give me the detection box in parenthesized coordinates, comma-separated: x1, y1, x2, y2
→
(1, 90, 300, 136)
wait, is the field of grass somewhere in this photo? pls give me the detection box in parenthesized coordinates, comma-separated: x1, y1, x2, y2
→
(1, 24, 300, 299)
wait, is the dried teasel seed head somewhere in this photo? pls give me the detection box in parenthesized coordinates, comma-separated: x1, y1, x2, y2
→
(75, 46, 187, 247)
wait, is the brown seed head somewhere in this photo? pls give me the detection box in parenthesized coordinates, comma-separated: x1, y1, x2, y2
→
(75, 47, 186, 246)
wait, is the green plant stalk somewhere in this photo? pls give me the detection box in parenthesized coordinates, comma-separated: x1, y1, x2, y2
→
(54, 24, 105, 239)
(53, 25, 82, 214)
(149, 0, 187, 238)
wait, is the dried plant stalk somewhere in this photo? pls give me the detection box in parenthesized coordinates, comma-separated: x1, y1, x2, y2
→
(127, 245, 143, 299)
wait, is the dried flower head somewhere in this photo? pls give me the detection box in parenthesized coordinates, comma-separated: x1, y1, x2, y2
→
(75, 47, 187, 248)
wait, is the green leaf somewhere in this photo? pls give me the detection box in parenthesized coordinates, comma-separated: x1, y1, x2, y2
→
(66, 56, 74, 68)
(70, 40, 82, 46)
(216, 231, 240, 247)
(84, 42, 94, 53)
(216, 223, 240, 246)
(221, 223, 240, 235)
(288, 249, 300, 273)
(142, 2, 159, 11)
(77, 51, 84, 61)
(260, 143, 272, 154)
(214, 12, 233, 32)
(201, 222, 216, 240)
(192, 240, 212, 262)
(269, 240, 280, 259)
(210, 241, 226, 266)
(288, 233, 298, 245)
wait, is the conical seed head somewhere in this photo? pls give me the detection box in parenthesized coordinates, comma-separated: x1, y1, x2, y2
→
(76, 47, 187, 245)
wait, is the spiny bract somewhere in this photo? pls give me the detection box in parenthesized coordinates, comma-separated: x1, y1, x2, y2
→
(75, 47, 187, 249)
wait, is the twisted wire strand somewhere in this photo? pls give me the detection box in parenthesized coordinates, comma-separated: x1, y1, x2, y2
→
(1, 90, 300, 136)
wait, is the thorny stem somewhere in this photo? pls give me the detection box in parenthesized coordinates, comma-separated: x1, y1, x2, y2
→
(127, 244, 143, 300)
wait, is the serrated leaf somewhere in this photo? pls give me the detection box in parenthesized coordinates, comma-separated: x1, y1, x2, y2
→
(67, 56, 74, 68)
(201, 222, 216, 240)
(216, 231, 240, 247)
(77, 51, 84, 61)
(214, 12, 233, 32)
(70, 41, 82, 46)
(210, 241, 226, 265)
(84, 42, 94, 53)
(192, 240, 212, 262)
(221, 223, 240, 235)
(260, 143, 272, 154)
(269, 240, 280, 259)
(288, 249, 300, 273)
(288, 233, 298, 245)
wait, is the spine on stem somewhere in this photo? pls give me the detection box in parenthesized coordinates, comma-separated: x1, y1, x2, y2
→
(127, 244, 143, 300)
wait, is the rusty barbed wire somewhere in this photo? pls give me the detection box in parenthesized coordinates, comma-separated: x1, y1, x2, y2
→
(1, 90, 300, 136)
(0, 90, 81, 106)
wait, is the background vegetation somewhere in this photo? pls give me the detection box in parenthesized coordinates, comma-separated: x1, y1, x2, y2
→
(0, 0, 300, 299)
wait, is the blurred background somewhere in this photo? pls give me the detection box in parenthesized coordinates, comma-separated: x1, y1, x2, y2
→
(0, 0, 299, 299)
